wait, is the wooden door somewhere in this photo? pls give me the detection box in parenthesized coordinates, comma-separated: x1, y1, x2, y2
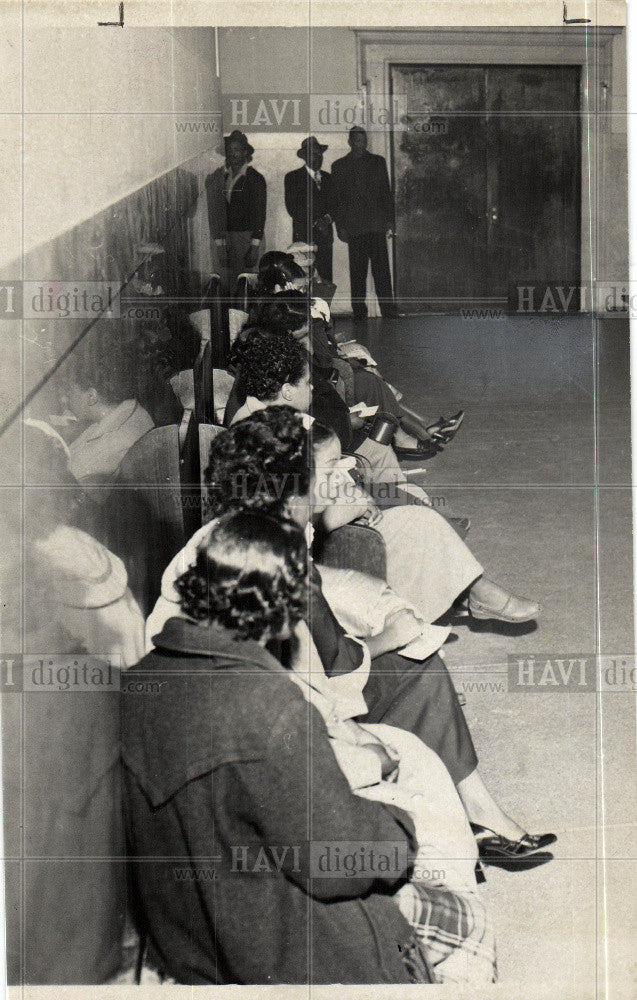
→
(390, 64, 581, 313)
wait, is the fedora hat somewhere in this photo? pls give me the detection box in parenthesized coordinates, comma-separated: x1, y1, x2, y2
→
(224, 130, 255, 157)
(297, 135, 328, 159)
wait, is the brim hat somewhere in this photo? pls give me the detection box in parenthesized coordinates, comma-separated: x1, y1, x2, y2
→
(297, 136, 328, 159)
(224, 130, 255, 158)
(35, 525, 129, 609)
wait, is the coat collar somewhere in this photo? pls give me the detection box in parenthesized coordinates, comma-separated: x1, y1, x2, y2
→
(152, 616, 286, 673)
(123, 617, 291, 808)
(75, 398, 139, 444)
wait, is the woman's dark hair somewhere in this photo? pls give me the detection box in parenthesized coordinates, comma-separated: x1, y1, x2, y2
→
(62, 323, 139, 405)
(174, 509, 308, 640)
(243, 296, 308, 338)
(243, 299, 291, 335)
(257, 259, 306, 296)
(271, 290, 310, 333)
(205, 405, 311, 519)
(258, 250, 296, 272)
(228, 327, 308, 401)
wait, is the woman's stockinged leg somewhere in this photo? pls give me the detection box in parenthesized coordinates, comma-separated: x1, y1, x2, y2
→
(456, 769, 526, 841)
(376, 507, 539, 625)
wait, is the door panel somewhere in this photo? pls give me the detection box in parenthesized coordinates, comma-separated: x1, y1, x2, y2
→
(485, 66, 580, 299)
(390, 64, 581, 313)
(391, 66, 489, 306)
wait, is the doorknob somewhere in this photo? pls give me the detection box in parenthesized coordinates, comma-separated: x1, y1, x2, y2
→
(489, 207, 498, 222)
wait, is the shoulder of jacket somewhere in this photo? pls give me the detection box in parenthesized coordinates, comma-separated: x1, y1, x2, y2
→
(265, 683, 327, 749)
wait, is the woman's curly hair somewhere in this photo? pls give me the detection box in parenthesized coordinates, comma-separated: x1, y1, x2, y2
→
(205, 405, 311, 519)
(228, 326, 308, 401)
(174, 510, 308, 641)
(256, 258, 306, 296)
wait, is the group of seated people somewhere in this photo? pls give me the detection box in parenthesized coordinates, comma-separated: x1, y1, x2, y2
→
(3, 245, 555, 986)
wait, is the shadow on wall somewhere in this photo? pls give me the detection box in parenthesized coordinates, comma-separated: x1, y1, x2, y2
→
(2, 163, 209, 430)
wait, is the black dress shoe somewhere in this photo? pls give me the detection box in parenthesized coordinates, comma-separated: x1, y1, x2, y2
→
(478, 850, 554, 872)
(393, 439, 443, 461)
(426, 409, 465, 445)
(471, 824, 557, 871)
(446, 515, 471, 538)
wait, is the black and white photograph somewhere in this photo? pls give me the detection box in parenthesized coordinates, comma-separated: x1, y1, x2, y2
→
(0, 1, 634, 996)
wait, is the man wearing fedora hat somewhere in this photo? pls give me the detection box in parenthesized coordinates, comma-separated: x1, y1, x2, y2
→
(284, 136, 334, 282)
(331, 126, 398, 320)
(205, 130, 267, 293)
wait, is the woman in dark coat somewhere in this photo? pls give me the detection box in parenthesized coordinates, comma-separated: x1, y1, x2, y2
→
(122, 511, 430, 984)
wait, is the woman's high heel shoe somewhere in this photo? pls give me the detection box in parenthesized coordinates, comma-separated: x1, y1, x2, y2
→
(426, 409, 465, 445)
(471, 824, 557, 871)
(393, 438, 444, 461)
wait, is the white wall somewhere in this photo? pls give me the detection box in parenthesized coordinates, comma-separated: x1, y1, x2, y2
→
(0, 25, 221, 271)
(218, 27, 363, 312)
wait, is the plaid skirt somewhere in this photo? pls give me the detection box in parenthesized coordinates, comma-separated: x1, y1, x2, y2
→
(397, 882, 497, 985)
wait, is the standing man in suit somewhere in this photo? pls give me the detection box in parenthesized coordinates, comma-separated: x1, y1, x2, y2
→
(331, 125, 398, 320)
(205, 130, 267, 294)
(284, 136, 334, 283)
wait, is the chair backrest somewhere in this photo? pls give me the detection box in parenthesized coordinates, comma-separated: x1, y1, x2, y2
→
(235, 272, 258, 312)
(198, 423, 226, 499)
(193, 341, 215, 424)
(113, 425, 187, 614)
(316, 524, 387, 580)
(212, 368, 235, 424)
(206, 273, 231, 368)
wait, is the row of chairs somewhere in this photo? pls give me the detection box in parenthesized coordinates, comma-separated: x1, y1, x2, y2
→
(110, 275, 385, 615)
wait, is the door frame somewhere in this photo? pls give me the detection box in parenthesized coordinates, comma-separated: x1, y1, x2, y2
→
(355, 27, 622, 313)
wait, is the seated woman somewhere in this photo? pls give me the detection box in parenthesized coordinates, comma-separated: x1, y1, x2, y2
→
(314, 425, 541, 625)
(58, 327, 154, 484)
(226, 324, 408, 486)
(222, 325, 538, 625)
(256, 265, 462, 455)
(147, 407, 554, 862)
(289, 614, 496, 984)
(224, 299, 352, 447)
(124, 509, 493, 984)
(1, 424, 145, 985)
